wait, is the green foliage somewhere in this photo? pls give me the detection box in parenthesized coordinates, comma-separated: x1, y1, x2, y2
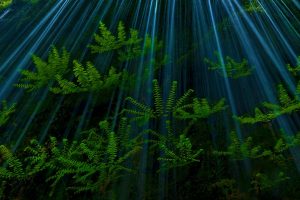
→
(124, 79, 226, 125)
(213, 131, 272, 160)
(243, 0, 264, 13)
(0, 118, 142, 196)
(214, 131, 300, 164)
(204, 52, 253, 79)
(287, 56, 300, 76)
(0, 145, 26, 180)
(50, 60, 122, 94)
(144, 118, 203, 170)
(45, 123, 141, 195)
(89, 21, 163, 63)
(0, 139, 55, 195)
(5, 16, 300, 200)
(0, 101, 16, 127)
(251, 172, 290, 193)
(233, 107, 278, 124)
(15, 47, 70, 91)
(235, 84, 300, 124)
(0, 0, 12, 11)
(174, 97, 227, 120)
(209, 179, 246, 200)
(15, 23, 167, 97)
(158, 134, 203, 170)
(99, 117, 143, 152)
(23, 139, 51, 175)
(123, 79, 193, 125)
(278, 132, 300, 150)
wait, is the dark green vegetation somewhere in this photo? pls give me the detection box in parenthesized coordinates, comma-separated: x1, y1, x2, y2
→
(0, 1, 300, 200)
(0, 0, 12, 11)
(0, 0, 41, 11)
(0, 21, 300, 199)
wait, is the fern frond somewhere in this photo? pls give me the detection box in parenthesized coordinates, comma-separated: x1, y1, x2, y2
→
(152, 79, 163, 116)
(205, 52, 253, 79)
(286, 56, 300, 76)
(90, 22, 117, 53)
(174, 89, 194, 110)
(73, 60, 89, 88)
(117, 21, 126, 44)
(0, 101, 16, 127)
(125, 97, 154, 115)
(0, 145, 25, 179)
(50, 75, 80, 94)
(16, 46, 70, 91)
(158, 134, 203, 170)
(166, 81, 177, 113)
(107, 132, 117, 163)
(278, 84, 293, 106)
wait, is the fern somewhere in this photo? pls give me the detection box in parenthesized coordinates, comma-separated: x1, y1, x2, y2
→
(235, 84, 300, 124)
(107, 132, 117, 163)
(99, 118, 143, 152)
(124, 79, 194, 125)
(23, 139, 49, 175)
(50, 60, 122, 94)
(296, 81, 300, 98)
(213, 131, 272, 160)
(204, 52, 253, 79)
(174, 97, 227, 120)
(272, 132, 300, 158)
(278, 84, 293, 105)
(0, 100, 16, 127)
(173, 88, 194, 110)
(234, 107, 278, 124)
(166, 80, 177, 113)
(45, 119, 142, 195)
(123, 97, 155, 125)
(0, 116, 144, 197)
(124, 79, 226, 126)
(158, 134, 203, 170)
(0, 145, 26, 180)
(214, 131, 300, 163)
(15, 47, 70, 91)
(153, 79, 163, 116)
(89, 22, 118, 53)
(144, 118, 203, 170)
(286, 56, 300, 76)
(243, 0, 264, 13)
(251, 172, 290, 193)
(89, 21, 163, 63)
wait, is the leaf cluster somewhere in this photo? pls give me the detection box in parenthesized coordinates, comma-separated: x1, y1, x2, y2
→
(89, 21, 163, 63)
(158, 134, 203, 170)
(0, 118, 142, 196)
(204, 51, 253, 79)
(235, 84, 300, 124)
(251, 172, 290, 193)
(15, 47, 70, 91)
(286, 56, 300, 76)
(124, 79, 226, 125)
(0, 101, 16, 127)
(214, 131, 300, 162)
(50, 61, 122, 95)
(213, 131, 272, 160)
(242, 0, 264, 13)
